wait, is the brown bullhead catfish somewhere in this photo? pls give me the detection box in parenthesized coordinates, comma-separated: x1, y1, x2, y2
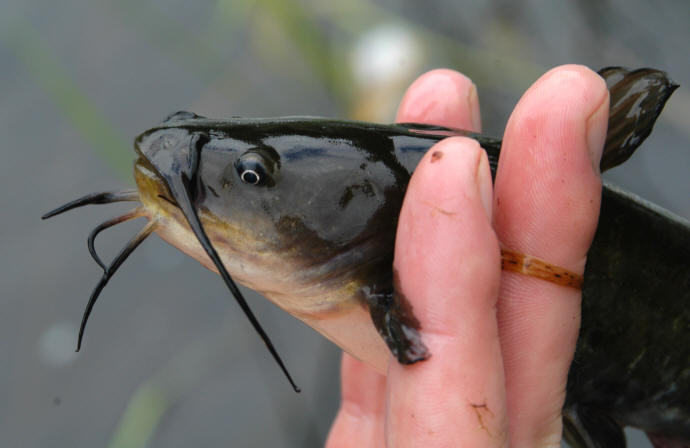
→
(43, 67, 688, 447)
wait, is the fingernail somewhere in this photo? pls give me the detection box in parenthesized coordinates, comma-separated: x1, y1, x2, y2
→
(476, 151, 493, 220)
(467, 84, 482, 132)
(586, 92, 609, 175)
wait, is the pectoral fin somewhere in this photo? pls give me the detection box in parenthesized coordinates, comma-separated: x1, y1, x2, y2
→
(363, 277, 430, 365)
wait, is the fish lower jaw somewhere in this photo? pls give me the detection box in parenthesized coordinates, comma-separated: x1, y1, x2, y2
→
(143, 211, 392, 370)
(148, 212, 364, 313)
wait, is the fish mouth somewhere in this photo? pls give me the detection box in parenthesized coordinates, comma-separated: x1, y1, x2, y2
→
(43, 148, 301, 392)
(133, 156, 179, 216)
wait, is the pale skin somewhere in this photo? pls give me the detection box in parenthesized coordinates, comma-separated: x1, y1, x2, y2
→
(326, 65, 609, 447)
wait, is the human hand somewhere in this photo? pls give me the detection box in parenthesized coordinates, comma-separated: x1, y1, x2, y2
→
(326, 65, 608, 447)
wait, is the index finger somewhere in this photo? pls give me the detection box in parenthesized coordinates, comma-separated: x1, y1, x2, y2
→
(387, 135, 506, 447)
(327, 69, 484, 448)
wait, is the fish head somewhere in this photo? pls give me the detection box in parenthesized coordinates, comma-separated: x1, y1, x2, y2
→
(133, 114, 412, 371)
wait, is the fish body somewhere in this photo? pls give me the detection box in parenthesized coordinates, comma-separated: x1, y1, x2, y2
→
(132, 114, 689, 446)
(568, 183, 690, 445)
(44, 67, 687, 446)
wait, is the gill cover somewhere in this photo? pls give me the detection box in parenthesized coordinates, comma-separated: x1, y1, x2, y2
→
(138, 127, 301, 392)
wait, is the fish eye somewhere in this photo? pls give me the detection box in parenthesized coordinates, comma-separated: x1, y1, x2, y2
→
(235, 152, 274, 187)
(240, 169, 260, 185)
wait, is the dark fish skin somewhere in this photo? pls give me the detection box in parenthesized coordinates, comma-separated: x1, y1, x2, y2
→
(567, 184, 690, 446)
(44, 67, 685, 447)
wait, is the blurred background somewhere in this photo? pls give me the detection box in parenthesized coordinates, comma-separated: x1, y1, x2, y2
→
(1, 0, 687, 446)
